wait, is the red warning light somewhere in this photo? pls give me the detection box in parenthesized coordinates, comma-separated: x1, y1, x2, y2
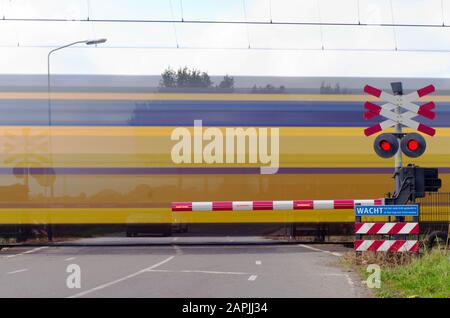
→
(374, 133, 399, 158)
(380, 140, 392, 151)
(401, 133, 426, 158)
(407, 139, 420, 151)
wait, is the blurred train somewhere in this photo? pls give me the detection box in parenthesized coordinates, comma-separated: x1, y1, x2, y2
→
(0, 75, 449, 237)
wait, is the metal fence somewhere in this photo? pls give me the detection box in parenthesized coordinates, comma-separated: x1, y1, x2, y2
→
(417, 192, 450, 234)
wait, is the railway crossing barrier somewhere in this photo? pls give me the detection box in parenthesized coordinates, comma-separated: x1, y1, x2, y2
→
(169, 83, 442, 243)
(172, 199, 383, 212)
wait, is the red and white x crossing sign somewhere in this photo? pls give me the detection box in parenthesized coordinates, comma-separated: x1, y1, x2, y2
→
(363, 84, 436, 137)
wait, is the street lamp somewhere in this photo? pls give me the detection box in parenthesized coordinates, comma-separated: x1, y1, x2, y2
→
(45, 38, 106, 241)
(47, 38, 107, 125)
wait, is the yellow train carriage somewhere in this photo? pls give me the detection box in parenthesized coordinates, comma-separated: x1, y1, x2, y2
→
(0, 91, 449, 225)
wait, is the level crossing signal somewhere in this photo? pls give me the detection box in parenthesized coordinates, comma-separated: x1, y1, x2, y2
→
(400, 133, 426, 158)
(373, 132, 427, 159)
(373, 133, 398, 158)
(363, 84, 436, 137)
(364, 83, 436, 159)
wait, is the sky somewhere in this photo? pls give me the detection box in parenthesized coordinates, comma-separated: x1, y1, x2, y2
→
(1, 0, 450, 77)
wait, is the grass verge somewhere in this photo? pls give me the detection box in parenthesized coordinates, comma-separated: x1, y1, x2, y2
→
(343, 248, 449, 298)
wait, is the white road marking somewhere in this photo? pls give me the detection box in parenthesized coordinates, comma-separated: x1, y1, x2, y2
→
(298, 245, 357, 291)
(255, 260, 262, 265)
(7, 268, 29, 275)
(248, 275, 258, 281)
(22, 246, 48, 254)
(146, 244, 326, 250)
(345, 274, 355, 287)
(298, 244, 343, 257)
(318, 272, 356, 292)
(64, 257, 76, 261)
(2, 246, 48, 259)
(149, 269, 250, 275)
(67, 256, 175, 298)
(344, 273, 358, 296)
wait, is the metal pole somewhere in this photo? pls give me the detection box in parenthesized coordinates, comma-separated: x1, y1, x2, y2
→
(394, 107, 403, 194)
(46, 41, 89, 242)
(391, 82, 404, 235)
(46, 50, 54, 242)
(47, 51, 52, 127)
(47, 41, 89, 125)
(391, 82, 403, 196)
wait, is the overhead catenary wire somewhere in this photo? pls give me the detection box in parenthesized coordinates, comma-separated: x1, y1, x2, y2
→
(4, 44, 450, 54)
(1, 0, 448, 28)
(0, 20, 450, 52)
(2, 17, 450, 28)
(2, 17, 450, 52)
(1, 0, 450, 52)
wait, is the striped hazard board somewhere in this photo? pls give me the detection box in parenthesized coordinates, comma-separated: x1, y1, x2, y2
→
(354, 240, 419, 252)
(355, 222, 419, 235)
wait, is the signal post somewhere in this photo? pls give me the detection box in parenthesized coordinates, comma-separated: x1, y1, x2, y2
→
(361, 82, 442, 252)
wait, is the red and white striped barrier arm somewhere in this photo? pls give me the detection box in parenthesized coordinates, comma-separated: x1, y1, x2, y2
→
(172, 199, 383, 212)
(354, 240, 419, 252)
(355, 223, 419, 235)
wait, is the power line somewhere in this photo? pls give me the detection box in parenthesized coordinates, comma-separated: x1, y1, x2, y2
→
(0, 17, 449, 28)
(4, 44, 450, 53)
(1, 11, 450, 52)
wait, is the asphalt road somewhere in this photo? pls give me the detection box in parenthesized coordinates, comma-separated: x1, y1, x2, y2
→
(0, 237, 369, 298)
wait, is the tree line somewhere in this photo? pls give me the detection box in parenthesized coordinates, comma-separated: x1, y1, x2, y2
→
(159, 67, 348, 94)
(159, 67, 234, 89)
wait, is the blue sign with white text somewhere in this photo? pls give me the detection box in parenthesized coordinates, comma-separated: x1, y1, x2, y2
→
(355, 205, 419, 217)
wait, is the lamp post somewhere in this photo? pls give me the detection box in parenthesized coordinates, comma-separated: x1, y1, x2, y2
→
(47, 38, 107, 125)
(45, 38, 107, 241)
